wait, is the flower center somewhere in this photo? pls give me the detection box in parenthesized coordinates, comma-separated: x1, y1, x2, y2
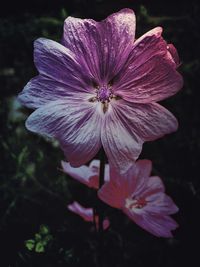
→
(97, 85, 112, 103)
(88, 82, 120, 113)
(125, 197, 147, 211)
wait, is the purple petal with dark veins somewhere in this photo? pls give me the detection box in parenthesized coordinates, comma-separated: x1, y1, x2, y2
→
(18, 75, 93, 109)
(34, 38, 92, 88)
(26, 98, 103, 167)
(112, 99, 178, 142)
(114, 28, 183, 103)
(62, 9, 136, 82)
(101, 103, 143, 174)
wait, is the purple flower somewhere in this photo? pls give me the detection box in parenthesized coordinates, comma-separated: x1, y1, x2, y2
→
(98, 160, 179, 238)
(18, 9, 183, 173)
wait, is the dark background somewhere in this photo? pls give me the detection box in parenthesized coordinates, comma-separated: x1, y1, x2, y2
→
(0, 0, 200, 266)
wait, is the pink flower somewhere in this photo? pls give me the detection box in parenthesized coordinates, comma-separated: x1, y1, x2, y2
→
(61, 159, 109, 189)
(67, 201, 110, 230)
(98, 160, 179, 237)
(18, 9, 183, 173)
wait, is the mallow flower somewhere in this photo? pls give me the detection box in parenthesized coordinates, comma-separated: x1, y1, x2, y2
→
(98, 160, 179, 237)
(68, 201, 110, 230)
(18, 9, 183, 173)
(61, 159, 109, 189)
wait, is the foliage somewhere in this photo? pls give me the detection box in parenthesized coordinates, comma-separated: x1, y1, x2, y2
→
(25, 225, 53, 253)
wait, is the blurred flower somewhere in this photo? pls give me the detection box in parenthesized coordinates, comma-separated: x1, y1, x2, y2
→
(18, 9, 183, 173)
(62, 159, 109, 189)
(98, 160, 179, 237)
(68, 201, 110, 230)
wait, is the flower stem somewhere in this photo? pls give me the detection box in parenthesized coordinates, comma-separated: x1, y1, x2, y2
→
(95, 148, 106, 267)
(98, 148, 106, 233)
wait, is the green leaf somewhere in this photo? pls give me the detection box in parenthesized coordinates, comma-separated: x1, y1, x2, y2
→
(40, 224, 49, 235)
(35, 233, 41, 241)
(35, 242, 45, 253)
(25, 239, 35, 251)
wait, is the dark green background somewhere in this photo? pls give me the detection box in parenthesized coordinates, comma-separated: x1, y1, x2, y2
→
(1, 0, 200, 266)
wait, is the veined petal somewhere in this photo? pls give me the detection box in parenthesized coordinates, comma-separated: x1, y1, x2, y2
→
(124, 209, 178, 237)
(114, 27, 183, 103)
(34, 38, 92, 91)
(144, 191, 179, 215)
(135, 176, 166, 200)
(145, 176, 165, 194)
(26, 98, 102, 167)
(18, 75, 90, 109)
(62, 16, 101, 80)
(115, 56, 183, 103)
(101, 103, 143, 174)
(100, 8, 136, 80)
(62, 9, 136, 82)
(112, 100, 178, 142)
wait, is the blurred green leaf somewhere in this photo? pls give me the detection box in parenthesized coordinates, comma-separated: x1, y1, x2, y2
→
(35, 242, 45, 253)
(25, 239, 35, 251)
(40, 224, 49, 235)
(35, 233, 41, 241)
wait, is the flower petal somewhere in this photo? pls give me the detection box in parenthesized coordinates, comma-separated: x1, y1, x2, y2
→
(124, 209, 178, 237)
(103, 218, 110, 230)
(62, 159, 110, 189)
(89, 159, 100, 170)
(112, 100, 178, 142)
(167, 43, 180, 67)
(114, 28, 183, 103)
(61, 161, 97, 188)
(34, 38, 92, 91)
(98, 180, 125, 209)
(26, 98, 102, 166)
(144, 191, 179, 215)
(146, 176, 165, 193)
(62, 9, 136, 81)
(68, 201, 93, 222)
(128, 160, 153, 197)
(89, 160, 110, 182)
(101, 104, 143, 174)
(18, 75, 91, 109)
(104, 164, 110, 182)
(136, 160, 152, 181)
(99, 8, 136, 80)
(107, 165, 137, 199)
